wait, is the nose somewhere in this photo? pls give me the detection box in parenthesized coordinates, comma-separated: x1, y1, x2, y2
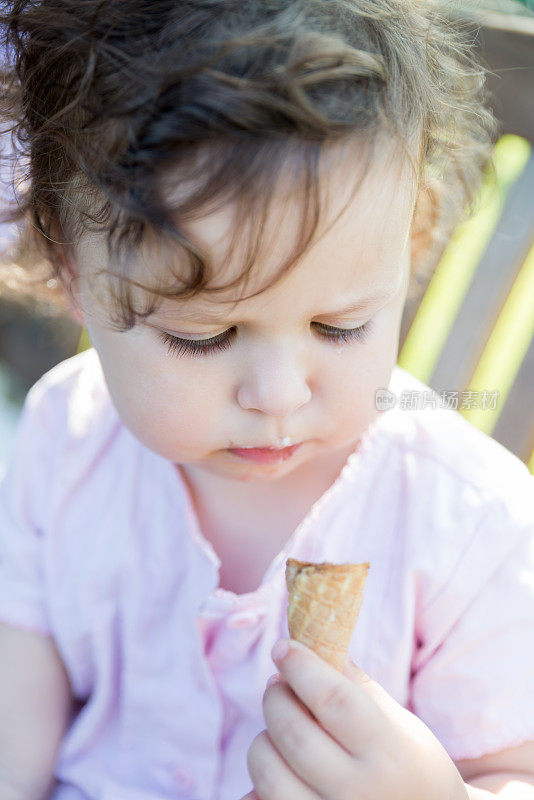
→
(236, 340, 312, 417)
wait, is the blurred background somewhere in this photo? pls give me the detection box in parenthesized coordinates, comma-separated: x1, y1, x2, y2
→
(1, 0, 534, 478)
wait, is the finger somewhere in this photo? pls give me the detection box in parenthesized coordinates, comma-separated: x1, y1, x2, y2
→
(247, 729, 323, 800)
(341, 658, 406, 725)
(272, 639, 384, 754)
(263, 679, 359, 799)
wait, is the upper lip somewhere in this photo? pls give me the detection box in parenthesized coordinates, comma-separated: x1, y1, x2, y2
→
(230, 442, 300, 450)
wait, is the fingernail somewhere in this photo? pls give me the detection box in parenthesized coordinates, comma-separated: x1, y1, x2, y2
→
(266, 672, 281, 688)
(271, 639, 290, 663)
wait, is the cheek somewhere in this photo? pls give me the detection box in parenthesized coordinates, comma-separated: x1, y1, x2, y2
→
(319, 319, 399, 423)
(128, 367, 219, 435)
(95, 332, 227, 453)
(327, 320, 398, 388)
(325, 359, 384, 421)
(364, 301, 406, 376)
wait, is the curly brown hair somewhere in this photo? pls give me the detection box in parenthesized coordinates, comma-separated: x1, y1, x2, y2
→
(0, 0, 499, 330)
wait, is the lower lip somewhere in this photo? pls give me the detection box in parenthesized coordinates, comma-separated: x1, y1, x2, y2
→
(227, 443, 302, 463)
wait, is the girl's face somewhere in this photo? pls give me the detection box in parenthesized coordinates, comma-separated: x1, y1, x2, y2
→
(72, 142, 417, 484)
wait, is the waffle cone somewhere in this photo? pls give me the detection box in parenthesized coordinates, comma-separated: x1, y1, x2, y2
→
(285, 559, 369, 672)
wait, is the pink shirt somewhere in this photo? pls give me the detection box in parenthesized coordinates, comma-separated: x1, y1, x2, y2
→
(1, 347, 533, 800)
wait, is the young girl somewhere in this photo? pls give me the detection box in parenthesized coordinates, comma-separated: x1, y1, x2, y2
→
(0, 2, 533, 800)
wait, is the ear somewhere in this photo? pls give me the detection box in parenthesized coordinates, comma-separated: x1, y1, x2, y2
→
(57, 268, 85, 327)
(61, 284, 86, 327)
(49, 221, 86, 327)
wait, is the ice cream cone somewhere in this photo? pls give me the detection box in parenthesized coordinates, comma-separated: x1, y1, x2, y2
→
(285, 559, 369, 672)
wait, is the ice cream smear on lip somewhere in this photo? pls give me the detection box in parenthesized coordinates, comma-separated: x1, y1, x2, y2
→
(238, 436, 296, 450)
(278, 436, 294, 449)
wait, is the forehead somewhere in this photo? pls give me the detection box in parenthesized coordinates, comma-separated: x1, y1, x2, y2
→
(76, 135, 417, 321)
(150, 137, 416, 322)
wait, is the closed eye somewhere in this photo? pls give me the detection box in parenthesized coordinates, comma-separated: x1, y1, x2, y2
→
(158, 320, 374, 359)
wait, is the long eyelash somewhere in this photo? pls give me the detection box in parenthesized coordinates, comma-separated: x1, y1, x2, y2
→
(158, 329, 236, 358)
(158, 320, 373, 358)
(317, 321, 373, 344)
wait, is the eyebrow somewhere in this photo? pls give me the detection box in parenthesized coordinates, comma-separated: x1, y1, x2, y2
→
(318, 288, 397, 317)
(149, 286, 398, 326)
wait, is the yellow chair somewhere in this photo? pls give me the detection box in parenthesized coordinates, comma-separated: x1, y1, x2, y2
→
(399, 134, 534, 474)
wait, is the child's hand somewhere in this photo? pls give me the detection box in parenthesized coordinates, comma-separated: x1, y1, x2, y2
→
(239, 639, 469, 800)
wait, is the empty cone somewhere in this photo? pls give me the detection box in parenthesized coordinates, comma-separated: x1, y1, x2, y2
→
(285, 559, 370, 672)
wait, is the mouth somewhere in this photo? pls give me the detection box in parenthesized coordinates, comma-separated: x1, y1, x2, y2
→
(226, 442, 303, 463)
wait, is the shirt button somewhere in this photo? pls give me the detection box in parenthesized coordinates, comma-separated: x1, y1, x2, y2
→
(173, 766, 196, 795)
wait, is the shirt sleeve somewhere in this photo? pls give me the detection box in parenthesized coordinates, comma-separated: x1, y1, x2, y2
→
(409, 473, 534, 761)
(0, 380, 56, 636)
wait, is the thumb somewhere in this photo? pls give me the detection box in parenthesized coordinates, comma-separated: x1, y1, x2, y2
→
(342, 656, 372, 684)
(342, 657, 399, 712)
